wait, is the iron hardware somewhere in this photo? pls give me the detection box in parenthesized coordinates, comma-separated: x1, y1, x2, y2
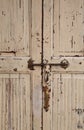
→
(28, 58, 69, 112)
(28, 58, 69, 70)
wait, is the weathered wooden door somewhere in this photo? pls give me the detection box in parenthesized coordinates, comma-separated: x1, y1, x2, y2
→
(43, 0, 84, 130)
(0, 0, 84, 130)
(0, 0, 42, 130)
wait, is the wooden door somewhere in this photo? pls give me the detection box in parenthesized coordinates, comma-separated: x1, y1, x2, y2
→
(1, 0, 84, 130)
(43, 0, 84, 130)
(0, 0, 42, 130)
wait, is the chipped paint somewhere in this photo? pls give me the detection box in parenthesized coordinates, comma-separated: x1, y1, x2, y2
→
(73, 108, 84, 115)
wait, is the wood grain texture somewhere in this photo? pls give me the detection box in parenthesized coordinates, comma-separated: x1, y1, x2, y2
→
(44, 0, 84, 61)
(0, 0, 31, 56)
(0, 0, 42, 130)
(31, 0, 42, 62)
(31, 68, 42, 130)
(43, 73, 84, 130)
(0, 74, 31, 130)
(52, 74, 84, 130)
(43, 1, 84, 130)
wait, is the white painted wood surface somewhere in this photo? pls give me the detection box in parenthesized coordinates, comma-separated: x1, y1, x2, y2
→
(0, 0, 84, 130)
(0, 0, 42, 130)
(43, 0, 84, 130)
(0, 74, 31, 130)
(44, 0, 84, 60)
(52, 74, 84, 130)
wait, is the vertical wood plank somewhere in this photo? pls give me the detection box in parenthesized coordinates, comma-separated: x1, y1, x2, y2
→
(0, 0, 32, 56)
(32, 0, 42, 62)
(0, 74, 31, 130)
(43, 0, 52, 61)
(51, 74, 84, 130)
(32, 68, 42, 130)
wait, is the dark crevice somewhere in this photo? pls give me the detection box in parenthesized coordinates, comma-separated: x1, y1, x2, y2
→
(41, 0, 44, 129)
(0, 51, 16, 54)
(53, 0, 55, 49)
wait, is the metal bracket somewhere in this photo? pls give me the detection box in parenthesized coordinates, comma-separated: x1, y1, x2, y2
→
(28, 58, 69, 70)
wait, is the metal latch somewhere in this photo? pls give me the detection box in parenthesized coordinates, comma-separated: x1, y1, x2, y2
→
(28, 58, 69, 112)
(28, 58, 69, 70)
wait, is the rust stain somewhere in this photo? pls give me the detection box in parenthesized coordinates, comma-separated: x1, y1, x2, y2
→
(43, 86, 51, 112)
